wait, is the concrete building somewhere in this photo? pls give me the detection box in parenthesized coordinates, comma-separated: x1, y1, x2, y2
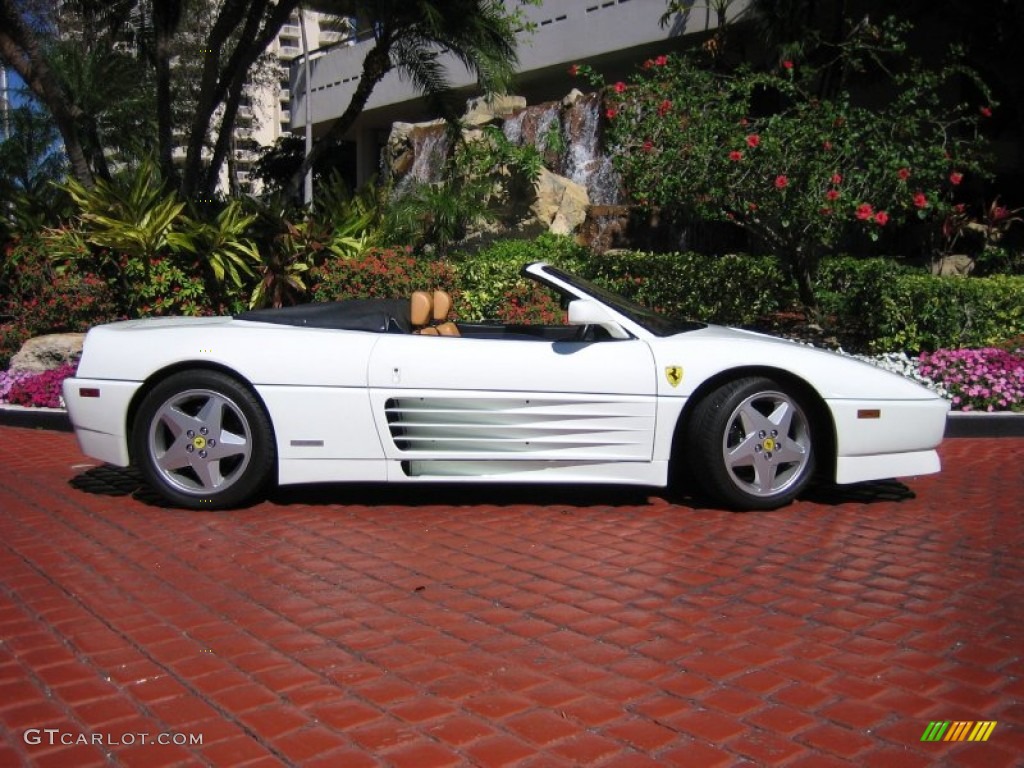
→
(289, 0, 749, 187)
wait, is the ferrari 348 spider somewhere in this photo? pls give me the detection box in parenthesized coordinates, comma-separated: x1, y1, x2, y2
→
(63, 262, 948, 510)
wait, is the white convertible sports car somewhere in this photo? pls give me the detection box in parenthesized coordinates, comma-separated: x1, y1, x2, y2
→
(63, 262, 948, 511)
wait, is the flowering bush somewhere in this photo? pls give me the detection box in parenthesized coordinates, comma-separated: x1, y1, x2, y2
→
(310, 248, 457, 303)
(1, 236, 121, 366)
(3, 362, 78, 408)
(583, 17, 992, 309)
(0, 369, 30, 403)
(918, 348, 1024, 412)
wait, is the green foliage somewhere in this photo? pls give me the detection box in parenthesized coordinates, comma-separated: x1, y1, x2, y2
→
(384, 126, 543, 256)
(820, 264, 1024, 352)
(580, 251, 794, 326)
(185, 200, 261, 290)
(48, 162, 258, 315)
(247, 176, 379, 309)
(451, 236, 789, 326)
(0, 104, 70, 241)
(310, 248, 457, 303)
(593, 17, 993, 307)
(0, 236, 120, 367)
(449, 234, 591, 320)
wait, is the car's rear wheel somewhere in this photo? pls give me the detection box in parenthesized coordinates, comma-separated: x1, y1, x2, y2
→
(688, 377, 815, 510)
(132, 371, 274, 509)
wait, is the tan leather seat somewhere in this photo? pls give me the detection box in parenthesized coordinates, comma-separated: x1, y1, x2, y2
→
(411, 291, 433, 333)
(432, 290, 460, 336)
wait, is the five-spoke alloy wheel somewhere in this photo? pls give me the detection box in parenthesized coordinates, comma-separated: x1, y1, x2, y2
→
(132, 371, 275, 509)
(688, 377, 816, 510)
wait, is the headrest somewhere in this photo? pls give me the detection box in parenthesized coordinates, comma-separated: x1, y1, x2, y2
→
(410, 291, 433, 326)
(432, 290, 452, 322)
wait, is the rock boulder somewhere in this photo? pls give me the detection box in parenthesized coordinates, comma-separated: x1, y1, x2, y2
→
(9, 333, 85, 374)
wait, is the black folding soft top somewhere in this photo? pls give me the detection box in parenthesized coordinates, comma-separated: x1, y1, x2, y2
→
(236, 298, 411, 333)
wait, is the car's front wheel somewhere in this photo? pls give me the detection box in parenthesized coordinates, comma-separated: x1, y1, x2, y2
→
(688, 377, 815, 510)
(132, 371, 275, 509)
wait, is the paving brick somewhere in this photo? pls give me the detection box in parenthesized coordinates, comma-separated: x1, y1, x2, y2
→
(1, 428, 1021, 767)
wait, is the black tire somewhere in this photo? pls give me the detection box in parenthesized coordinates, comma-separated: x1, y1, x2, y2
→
(687, 376, 815, 510)
(131, 370, 275, 509)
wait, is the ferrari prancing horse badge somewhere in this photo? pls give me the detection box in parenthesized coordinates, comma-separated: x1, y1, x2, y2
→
(665, 366, 683, 387)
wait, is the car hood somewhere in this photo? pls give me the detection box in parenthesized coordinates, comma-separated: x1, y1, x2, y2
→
(659, 323, 943, 401)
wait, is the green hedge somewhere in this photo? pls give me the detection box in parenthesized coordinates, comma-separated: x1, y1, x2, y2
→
(451, 236, 793, 327)
(453, 239, 1024, 351)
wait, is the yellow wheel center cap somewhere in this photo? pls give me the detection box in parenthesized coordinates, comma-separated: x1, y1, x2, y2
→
(762, 437, 776, 452)
(193, 436, 207, 450)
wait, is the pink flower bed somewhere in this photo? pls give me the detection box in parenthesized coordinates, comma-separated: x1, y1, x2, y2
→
(918, 348, 1024, 412)
(0, 362, 78, 409)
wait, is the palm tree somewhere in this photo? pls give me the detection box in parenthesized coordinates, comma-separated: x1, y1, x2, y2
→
(287, 0, 521, 199)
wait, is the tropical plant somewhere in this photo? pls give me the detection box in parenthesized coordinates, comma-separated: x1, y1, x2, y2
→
(247, 176, 378, 308)
(59, 162, 191, 264)
(0, 103, 71, 240)
(185, 200, 262, 290)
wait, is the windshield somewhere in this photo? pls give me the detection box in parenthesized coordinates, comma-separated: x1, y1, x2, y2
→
(542, 266, 705, 337)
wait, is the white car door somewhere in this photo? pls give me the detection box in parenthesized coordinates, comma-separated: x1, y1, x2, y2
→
(367, 334, 657, 476)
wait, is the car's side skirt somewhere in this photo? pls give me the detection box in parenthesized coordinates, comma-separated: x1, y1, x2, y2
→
(387, 458, 669, 486)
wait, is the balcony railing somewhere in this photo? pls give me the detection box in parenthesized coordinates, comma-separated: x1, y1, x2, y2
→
(289, 0, 748, 131)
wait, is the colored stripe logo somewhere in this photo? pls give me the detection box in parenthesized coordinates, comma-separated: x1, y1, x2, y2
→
(921, 721, 997, 742)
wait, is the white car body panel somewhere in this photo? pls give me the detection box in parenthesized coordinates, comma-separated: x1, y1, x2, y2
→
(62, 262, 949, 506)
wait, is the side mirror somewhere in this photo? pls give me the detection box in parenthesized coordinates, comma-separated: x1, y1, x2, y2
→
(567, 300, 630, 339)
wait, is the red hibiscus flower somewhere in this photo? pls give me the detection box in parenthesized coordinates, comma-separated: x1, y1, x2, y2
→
(746, 134, 760, 148)
(949, 171, 963, 185)
(980, 106, 992, 117)
(605, 107, 617, 119)
(729, 150, 743, 161)
(831, 173, 842, 184)
(856, 203, 874, 220)
(643, 140, 654, 153)
(826, 189, 840, 201)
(874, 210, 889, 226)
(897, 168, 911, 181)
(655, 55, 668, 66)
(782, 60, 794, 70)
(658, 99, 672, 117)
(569, 64, 579, 77)
(614, 81, 627, 94)
(774, 175, 788, 190)
(913, 192, 928, 208)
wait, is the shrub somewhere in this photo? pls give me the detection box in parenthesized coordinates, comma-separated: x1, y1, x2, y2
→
(1, 236, 120, 366)
(579, 251, 794, 326)
(450, 234, 591, 320)
(310, 247, 457, 303)
(831, 269, 1024, 352)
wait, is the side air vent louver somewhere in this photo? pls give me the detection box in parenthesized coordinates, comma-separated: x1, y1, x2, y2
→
(384, 396, 652, 457)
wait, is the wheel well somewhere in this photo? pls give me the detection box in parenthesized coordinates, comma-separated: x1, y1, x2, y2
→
(672, 367, 837, 481)
(124, 362, 275, 463)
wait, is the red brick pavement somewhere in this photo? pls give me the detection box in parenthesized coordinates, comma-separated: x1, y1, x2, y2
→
(0, 425, 1021, 767)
